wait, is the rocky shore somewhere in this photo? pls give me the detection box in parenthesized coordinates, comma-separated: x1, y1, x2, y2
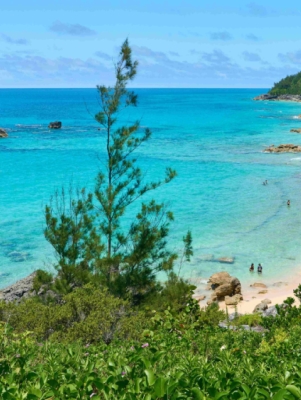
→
(254, 93, 301, 102)
(264, 144, 301, 153)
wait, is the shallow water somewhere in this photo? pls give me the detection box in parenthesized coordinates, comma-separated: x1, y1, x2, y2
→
(1, 89, 301, 288)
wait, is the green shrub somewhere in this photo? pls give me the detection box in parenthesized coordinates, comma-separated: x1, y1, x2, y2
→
(32, 269, 53, 293)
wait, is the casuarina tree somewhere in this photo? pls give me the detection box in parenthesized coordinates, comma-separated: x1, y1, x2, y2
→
(45, 39, 190, 302)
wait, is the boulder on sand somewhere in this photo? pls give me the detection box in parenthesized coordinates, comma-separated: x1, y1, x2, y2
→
(225, 294, 243, 306)
(207, 272, 242, 301)
(253, 302, 268, 313)
(0, 128, 8, 138)
(48, 121, 62, 129)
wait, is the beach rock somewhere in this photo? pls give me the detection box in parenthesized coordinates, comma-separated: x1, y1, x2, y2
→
(254, 94, 301, 102)
(262, 305, 278, 317)
(258, 290, 268, 294)
(290, 129, 301, 133)
(253, 302, 268, 313)
(225, 294, 243, 306)
(48, 121, 62, 129)
(264, 144, 301, 153)
(251, 282, 267, 289)
(0, 128, 8, 138)
(218, 257, 235, 264)
(208, 272, 241, 301)
(261, 298, 272, 305)
(0, 272, 37, 302)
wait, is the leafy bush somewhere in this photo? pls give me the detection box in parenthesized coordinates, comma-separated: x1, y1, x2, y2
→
(0, 285, 149, 343)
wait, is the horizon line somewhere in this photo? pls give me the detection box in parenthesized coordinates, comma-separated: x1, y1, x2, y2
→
(0, 87, 269, 90)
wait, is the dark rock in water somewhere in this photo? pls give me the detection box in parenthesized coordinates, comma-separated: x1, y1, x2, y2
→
(0, 128, 8, 138)
(254, 94, 301, 102)
(253, 94, 278, 101)
(0, 272, 37, 302)
(48, 121, 62, 129)
(264, 144, 301, 153)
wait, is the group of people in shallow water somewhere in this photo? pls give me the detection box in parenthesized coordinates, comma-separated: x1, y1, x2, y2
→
(263, 179, 291, 207)
(250, 263, 262, 273)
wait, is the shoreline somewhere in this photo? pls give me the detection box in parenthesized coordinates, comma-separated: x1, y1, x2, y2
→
(194, 267, 301, 313)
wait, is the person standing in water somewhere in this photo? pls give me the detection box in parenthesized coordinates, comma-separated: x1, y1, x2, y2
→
(249, 263, 254, 272)
(257, 264, 263, 273)
(287, 200, 290, 206)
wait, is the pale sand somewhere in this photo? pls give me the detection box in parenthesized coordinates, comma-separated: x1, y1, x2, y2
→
(194, 271, 301, 314)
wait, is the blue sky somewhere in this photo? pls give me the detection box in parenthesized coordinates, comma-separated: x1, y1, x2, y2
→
(1, 0, 301, 88)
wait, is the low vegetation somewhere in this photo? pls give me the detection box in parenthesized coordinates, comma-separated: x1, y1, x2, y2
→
(2, 294, 301, 398)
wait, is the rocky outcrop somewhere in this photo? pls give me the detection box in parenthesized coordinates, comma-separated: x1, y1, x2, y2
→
(264, 144, 301, 153)
(0, 272, 57, 303)
(0, 272, 37, 302)
(290, 129, 301, 133)
(0, 128, 8, 138)
(262, 305, 278, 317)
(48, 121, 62, 129)
(207, 272, 241, 301)
(254, 94, 301, 102)
(253, 302, 268, 313)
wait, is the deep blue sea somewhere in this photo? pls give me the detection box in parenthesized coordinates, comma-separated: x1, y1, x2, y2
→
(1, 88, 301, 289)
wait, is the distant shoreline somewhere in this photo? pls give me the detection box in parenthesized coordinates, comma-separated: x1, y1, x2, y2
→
(254, 93, 301, 102)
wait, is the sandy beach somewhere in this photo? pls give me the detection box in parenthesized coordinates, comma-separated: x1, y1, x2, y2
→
(194, 269, 301, 314)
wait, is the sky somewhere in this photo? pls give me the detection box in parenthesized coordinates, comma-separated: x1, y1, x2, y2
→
(1, 0, 301, 88)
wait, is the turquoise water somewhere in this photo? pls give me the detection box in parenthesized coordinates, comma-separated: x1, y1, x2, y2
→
(1, 88, 301, 288)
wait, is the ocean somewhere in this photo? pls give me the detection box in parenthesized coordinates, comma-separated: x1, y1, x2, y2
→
(1, 88, 301, 289)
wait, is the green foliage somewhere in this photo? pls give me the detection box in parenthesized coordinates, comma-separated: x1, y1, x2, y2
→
(3, 293, 301, 398)
(93, 39, 177, 294)
(32, 269, 53, 293)
(0, 285, 149, 343)
(269, 71, 301, 95)
(44, 39, 180, 302)
(44, 187, 103, 293)
(233, 313, 263, 327)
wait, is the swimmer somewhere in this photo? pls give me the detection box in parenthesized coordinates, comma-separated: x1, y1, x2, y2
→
(257, 263, 263, 273)
(249, 263, 254, 272)
(287, 200, 290, 206)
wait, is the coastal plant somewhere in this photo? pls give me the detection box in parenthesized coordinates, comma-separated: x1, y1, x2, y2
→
(92, 38, 178, 299)
(44, 40, 193, 302)
(44, 186, 103, 293)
